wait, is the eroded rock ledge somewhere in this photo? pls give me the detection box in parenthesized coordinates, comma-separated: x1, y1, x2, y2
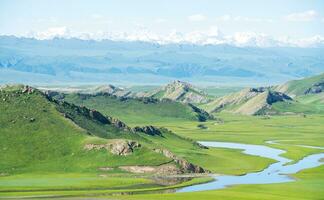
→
(132, 125, 163, 136)
(154, 149, 209, 173)
(84, 139, 141, 156)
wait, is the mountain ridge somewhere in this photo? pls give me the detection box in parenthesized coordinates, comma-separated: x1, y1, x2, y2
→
(1, 36, 323, 85)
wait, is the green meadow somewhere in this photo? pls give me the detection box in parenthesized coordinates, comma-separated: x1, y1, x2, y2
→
(1, 77, 324, 199)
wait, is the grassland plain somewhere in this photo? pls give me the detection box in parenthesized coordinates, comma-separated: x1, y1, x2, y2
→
(57, 93, 276, 174)
(118, 166, 324, 200)
(54, 89, 324, 200)
(0, 86, 273, 198)
(115, 113, 324, 200)
(1, 84, 324, 199)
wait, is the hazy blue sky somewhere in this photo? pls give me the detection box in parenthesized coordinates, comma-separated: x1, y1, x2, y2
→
(0, 0, 323, 46)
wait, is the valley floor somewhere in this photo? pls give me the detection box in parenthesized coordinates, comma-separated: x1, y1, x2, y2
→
(1, 114, 323, 199)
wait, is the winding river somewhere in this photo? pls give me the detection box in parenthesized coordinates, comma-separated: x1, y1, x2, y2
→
(177, 141, 324, 192)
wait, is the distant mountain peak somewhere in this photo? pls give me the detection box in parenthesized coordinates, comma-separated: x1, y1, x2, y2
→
(164, 80, 194, 91)
(149, 80, 209, 104)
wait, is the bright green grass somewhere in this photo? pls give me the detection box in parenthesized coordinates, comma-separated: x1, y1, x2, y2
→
(139, 131, 273, 175)
(117, 165, 324, 200)
(150, 113, 324, 162)
(272, 93, 324, 114)
(0, 89, 171, 175)
(0, 175, 213, 198)
(62, 93, 201, 124)
(0, 173, 153, 191)
(114, 113, 324, 200)
(2, 86, 324, 199)
(276, 73, 324, 96)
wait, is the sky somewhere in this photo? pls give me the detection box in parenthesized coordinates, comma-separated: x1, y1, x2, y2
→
(1, 0, 324, 47)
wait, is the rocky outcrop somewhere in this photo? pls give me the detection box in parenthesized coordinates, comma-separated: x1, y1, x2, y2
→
(84, 139, 141, 156)
(21, 85, 34, 94)
(107, 116, 131, 131)
(141, 80, 210, 104)
(304, 81, 324, 94)
(205, 87, 293, 115)
(266, 91, 292, 104)
(132, 125, 163, 136)
(54, 99, 133, 132)
(89, 109, 110, 124)
(249, 87, 267, 93)
(154, 149, 208, 173)
(188, 103, 213, 122)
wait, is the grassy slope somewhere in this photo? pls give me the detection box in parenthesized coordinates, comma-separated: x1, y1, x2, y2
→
(0, 86, 230, 196)
(61, 93, 204, 125)
(274, 73, 324, 97)
(0, 87, 171, 175)
(272, 93, 324, 114)
(2, 85, 324, 199)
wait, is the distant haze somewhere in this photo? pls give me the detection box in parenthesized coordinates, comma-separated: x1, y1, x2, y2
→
(0, 36, 323, 86)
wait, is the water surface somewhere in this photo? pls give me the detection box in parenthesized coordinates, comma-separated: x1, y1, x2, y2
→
(177, 141, 324, 192)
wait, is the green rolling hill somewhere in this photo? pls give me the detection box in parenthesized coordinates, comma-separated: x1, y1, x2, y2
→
(48, 92, 212, 125)
(273, 73, 324, 97)
(271, 73, 324, 114)
(0, 85, 208, 176)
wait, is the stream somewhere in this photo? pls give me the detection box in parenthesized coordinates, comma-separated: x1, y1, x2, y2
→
(177, 141, 324, 192)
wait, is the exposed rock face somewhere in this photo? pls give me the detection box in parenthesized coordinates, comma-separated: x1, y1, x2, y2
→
(188, 103, 213, 122)
(133, 125, 162, 136)
(304, 81, 324, 94)
(89, 109, 110, 124)
(154, 149, 208, 173)
(84, 139, 141, 156)
(54, 99, 133, 132)
(109, 140, 140, 155)
(44, 90, 65, 100)
(106, 116, 131, 131)
(266, 91, 292, 104)
(141, 80, 210, 104)
(249, 87, 267, 93)
(205, 87, 292, 115)
(205, 87, 266, 113)
(21, 85, 34, 94)
(234, 90, 292, 115)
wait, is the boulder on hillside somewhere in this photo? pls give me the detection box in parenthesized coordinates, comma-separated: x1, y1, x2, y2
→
(84, 139, 141, 156)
